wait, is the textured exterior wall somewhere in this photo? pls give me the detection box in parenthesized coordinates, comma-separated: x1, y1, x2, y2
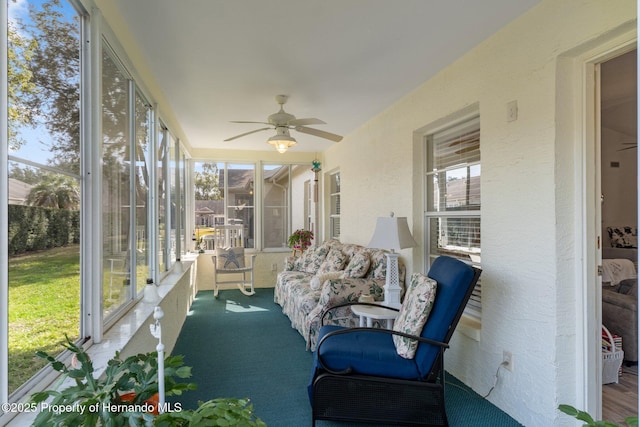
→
(321, 1, 636, 425)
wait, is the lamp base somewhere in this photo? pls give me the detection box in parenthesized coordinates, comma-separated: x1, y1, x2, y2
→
(383, 252, 402, 309)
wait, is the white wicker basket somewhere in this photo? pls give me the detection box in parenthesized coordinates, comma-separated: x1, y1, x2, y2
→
(602, 325, 624, 384)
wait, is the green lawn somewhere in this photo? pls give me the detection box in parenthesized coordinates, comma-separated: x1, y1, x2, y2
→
(8, 245, 80, 393)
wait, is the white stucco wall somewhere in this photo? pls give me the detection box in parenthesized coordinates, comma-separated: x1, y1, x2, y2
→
(321, 1, 636, 425)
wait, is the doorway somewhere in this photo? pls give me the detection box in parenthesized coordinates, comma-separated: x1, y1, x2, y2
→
(599, 49, 637, 423)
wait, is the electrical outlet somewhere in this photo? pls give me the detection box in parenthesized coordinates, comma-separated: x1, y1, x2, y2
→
(271, 263, 278, 272)
(502, 351, 514, 372)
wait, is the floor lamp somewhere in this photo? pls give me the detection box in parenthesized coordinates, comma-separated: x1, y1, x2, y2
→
(367, 212, 417, 308)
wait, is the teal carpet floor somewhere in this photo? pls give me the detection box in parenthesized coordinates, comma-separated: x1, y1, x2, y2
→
(170, 288, 522, 426)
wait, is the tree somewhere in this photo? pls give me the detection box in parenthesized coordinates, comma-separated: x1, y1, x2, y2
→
(25, 174, 80, 210)
(7, 16, 38, 150)
(11, 0, 81, 174)
(195, 163, 222, 200)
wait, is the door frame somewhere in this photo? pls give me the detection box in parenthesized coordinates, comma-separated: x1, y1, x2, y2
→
(575, 35, 636, 417)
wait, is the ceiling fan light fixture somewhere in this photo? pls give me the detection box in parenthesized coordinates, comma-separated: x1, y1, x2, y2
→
(267, 133, 297, 153)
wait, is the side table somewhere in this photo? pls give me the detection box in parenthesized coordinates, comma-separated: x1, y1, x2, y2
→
(351, 304, 399, 329)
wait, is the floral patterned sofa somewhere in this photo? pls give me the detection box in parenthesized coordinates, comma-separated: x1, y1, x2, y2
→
(274, 239, 406, 351)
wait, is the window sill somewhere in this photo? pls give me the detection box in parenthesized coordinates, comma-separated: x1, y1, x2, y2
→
(3, 257, 196, 427)
(458, 316, 481, 342)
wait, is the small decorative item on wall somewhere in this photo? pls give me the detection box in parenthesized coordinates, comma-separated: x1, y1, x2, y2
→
(288, 229, 314, 256)
(311, 159, 322, 203)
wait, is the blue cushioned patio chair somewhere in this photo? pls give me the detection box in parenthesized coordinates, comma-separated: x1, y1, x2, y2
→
(308, 255, 481, 427)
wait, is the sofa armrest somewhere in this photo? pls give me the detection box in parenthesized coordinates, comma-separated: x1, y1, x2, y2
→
(284, 255, 298, 271)
(602, 287, 637, 311)
(304, 277, 385, 351)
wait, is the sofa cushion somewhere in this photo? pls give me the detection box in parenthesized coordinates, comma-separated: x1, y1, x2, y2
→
(215, 247, 245, 269)
(317, 248, 347, 275)
(342, 251, 370, 278)
(393, 273, 438, 359)
(302, 245, 330, 274)
(618, 278, 638, 297)
(316, 325, 421, 379)
(366, 249, 389, 279)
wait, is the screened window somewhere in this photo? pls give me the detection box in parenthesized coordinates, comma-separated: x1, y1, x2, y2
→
(425, 116, 481, 317)
(6, 0, 82, 395)
(329, 171, 341, 240)
(262, 164, 315, 250)
(194, 162, 255, 249)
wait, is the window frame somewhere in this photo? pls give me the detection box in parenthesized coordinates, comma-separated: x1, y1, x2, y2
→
(424, 114, 482, 319)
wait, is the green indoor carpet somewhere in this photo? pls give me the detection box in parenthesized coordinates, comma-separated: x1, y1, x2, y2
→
(169, 288, 522, 426)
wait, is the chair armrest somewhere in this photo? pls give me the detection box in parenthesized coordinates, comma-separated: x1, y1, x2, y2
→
(315, 326, 449, 375)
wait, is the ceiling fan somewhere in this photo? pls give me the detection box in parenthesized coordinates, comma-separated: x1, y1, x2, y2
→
(225, 95, 343, 153)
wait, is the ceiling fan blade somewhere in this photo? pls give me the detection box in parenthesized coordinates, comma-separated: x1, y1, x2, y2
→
(224, 127, 271, 141)
(230, 120, 271, 125)
(288, 118, 326, 126)
(295, 126, 343, 142)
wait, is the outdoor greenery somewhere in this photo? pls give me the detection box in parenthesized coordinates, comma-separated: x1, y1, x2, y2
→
(8, 245, 80, 392)
(8, 204, 80, 255)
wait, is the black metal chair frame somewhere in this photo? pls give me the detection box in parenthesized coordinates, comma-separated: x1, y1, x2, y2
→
(311, 266, 481, 427)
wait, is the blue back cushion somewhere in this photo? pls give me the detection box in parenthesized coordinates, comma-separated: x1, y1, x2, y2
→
(415, 256, 475, 378)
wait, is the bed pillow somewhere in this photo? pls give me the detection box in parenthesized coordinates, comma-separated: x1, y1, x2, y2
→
(393, 273, 438, 359)
(341, 251, 370, 278)
(215, 247, 245, 269)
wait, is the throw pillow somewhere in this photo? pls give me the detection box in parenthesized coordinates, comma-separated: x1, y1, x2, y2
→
(607, 226, 638, 248)
(310, 271, 344, 291)
(316, 248, 347, 275)
(302, 246, 330, 274)
(393, 273, 438, 359)
(341, 251, 370, 278)
(215, 247, 245, 270)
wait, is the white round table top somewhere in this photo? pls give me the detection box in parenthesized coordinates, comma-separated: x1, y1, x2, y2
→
(351, 304, 399, 320)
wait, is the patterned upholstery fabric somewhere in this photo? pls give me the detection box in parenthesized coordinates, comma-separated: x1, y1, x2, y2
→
(342, 251, 370, 278)
(607, 226, 638, 248)
(317, 248, 347, 275)
(274, 240, 407, 351)
(393, 273, 438, 359)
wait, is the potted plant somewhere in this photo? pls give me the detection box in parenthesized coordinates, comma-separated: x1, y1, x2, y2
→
(155, 398, 266, 426)
(30, 335, 196, 426)
(287, 229, 314, 255)
(29, 336, 265, 426)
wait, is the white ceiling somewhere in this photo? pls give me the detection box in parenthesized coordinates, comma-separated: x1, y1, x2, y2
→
(108, 0, 540, 153)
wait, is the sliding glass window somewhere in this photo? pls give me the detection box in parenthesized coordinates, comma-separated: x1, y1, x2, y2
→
(263, 164, 316, 250)
(6, 0, 82, 395)
(194, 162, 255, 250)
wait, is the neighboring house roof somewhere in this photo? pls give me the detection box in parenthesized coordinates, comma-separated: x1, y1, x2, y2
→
(219, 169, 254, 190)
(9, 178, 32, 205)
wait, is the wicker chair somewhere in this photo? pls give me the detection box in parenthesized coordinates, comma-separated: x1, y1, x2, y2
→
(308, 256, 481, 426)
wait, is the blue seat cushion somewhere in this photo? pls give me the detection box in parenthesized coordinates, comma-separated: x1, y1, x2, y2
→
(315, 325, 421, 380)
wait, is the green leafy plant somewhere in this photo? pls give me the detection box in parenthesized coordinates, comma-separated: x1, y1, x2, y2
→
(287, 229, 314, 251)
(155, 398, 266, 427)
(559, 404, 638, 427)
(30, 335, 196, 426)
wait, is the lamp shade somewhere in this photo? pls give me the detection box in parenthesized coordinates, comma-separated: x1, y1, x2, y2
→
(367, 213, 417, 252)
(267, 127, 297, 153)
